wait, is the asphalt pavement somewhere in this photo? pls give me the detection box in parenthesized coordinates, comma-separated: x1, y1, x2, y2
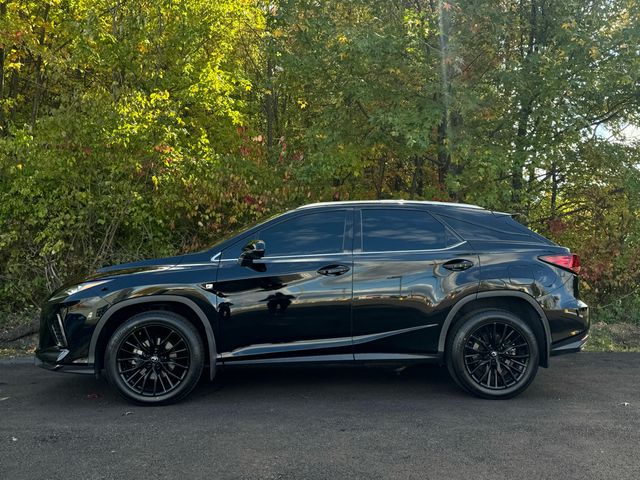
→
(1, 353, 639, 480)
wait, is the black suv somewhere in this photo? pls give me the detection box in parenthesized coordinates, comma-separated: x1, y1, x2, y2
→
(36, 200, 589, 404)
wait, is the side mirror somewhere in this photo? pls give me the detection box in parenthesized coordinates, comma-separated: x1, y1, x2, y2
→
(239, 239, 266, 266)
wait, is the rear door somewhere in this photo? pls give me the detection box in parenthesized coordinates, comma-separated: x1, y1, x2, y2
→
(352, 207, 479, 360)
(215, 208, 354, 364)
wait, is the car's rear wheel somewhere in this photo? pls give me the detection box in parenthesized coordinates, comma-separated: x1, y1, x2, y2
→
(105, 311, 204, 405)
(446, 309, 539, 399)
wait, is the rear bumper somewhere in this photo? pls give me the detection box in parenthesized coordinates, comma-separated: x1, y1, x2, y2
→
(550, 332, 589, 356)
(35, 348, 94, 375)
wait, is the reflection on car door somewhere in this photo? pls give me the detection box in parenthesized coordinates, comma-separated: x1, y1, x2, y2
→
(214, 209, 355, 364)
(352, 208, 479, 360)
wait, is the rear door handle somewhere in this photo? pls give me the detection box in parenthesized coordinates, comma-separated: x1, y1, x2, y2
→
(318, 264, 351, 276)
(442, 259, 474, 271)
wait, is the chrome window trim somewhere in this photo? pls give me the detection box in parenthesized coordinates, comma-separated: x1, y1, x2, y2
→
(218, 241, 467, 262)
(219, 252, 349, 263)
(355, 240, 467, 255)
(255, 252, 351, 263)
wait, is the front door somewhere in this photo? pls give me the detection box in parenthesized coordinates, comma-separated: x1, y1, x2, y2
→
(214, 208, 354, 364)
(352, 207, 479, 360)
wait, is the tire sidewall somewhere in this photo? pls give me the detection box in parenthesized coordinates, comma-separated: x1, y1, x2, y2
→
(105, 311, 204, 405)
(450, 310, 539, 399)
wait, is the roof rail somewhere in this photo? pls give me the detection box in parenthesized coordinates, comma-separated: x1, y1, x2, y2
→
(296, 200, 484, 210)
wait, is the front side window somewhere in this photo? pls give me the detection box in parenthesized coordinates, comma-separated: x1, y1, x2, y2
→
(259, 210, 347, 257)
(361, 208, 450, 252)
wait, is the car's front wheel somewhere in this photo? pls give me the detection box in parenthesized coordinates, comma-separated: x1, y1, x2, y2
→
(105, 311, 204, 405)
(446, 309, 539, 399)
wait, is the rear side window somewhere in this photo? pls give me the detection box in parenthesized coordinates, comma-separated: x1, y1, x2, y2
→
(361, 209, 453, 252)
(436, 211, 554, 244)
(260, 210, 347, 256)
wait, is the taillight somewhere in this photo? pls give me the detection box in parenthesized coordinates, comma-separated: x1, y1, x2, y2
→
(539, 253, 581, 274)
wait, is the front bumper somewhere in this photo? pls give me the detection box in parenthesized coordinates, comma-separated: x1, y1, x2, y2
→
(35, 348, 94, 375)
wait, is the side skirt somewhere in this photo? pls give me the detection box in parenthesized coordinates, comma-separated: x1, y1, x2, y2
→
(217, 353, 439, 367)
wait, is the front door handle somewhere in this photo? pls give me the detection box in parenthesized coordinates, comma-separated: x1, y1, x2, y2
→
(317, 264, 351, 276)
(442, 259, 474, 271)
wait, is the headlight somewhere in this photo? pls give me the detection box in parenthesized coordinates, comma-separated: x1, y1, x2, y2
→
(64, 280, 110, 296)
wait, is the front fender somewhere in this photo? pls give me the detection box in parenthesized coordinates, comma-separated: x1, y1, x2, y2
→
(88, 293, 218, 380)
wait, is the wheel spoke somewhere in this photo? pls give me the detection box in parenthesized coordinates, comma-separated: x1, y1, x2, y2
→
(469, 359, 489, 376)
(139, 369, 153, 394)
(164, 339, 185, 353)
(142, 327, 154, 350)
(120, 363, 145, 375)
(162, 369, 175, 389)
(469, 335, 490, 350)
(500, 328, 515, 346)
(162, 367, 183, 381)
(117, 356, 142, 362)
(165, 360, 189, 369)
(152, 372, 159, 396)
(159, 330, 174, 349)
(507, 358, 527, 368)
(157, 370, 167, 392)
(134, 331, 150, 352)
(496, 365, 508, 387)
(502, 353, 530, 359)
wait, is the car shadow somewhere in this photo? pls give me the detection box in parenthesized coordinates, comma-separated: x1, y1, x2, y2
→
(27, 358, 576, 410)
(191, 363, 465, 402)
(25, 363, 468, 408)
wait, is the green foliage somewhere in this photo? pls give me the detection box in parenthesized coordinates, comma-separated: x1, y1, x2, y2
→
(0, 0, 639, 316)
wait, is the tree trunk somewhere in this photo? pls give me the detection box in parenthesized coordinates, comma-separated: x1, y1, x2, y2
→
(375, 157, 386, 199)
(31, 3, 51, 127)
(0, 2, 6, 133)
(549, 161, 558, 219)
(410, 156, 425, 199)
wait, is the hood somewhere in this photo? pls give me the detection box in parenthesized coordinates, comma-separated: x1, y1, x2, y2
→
(46, 251, 216, 303)
(92, 251, 214, 278)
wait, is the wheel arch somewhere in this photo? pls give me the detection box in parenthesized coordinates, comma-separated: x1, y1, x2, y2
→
(88, 295, 217, 380)
(438, 291, 551, 367)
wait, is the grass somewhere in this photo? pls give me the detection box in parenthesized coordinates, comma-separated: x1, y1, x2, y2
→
(0, 308, 39, 359)
(584, 321, 640, 352)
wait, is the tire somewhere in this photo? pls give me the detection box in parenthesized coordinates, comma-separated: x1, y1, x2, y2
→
(105, 310, 204, 405)
(446, 309, 539, 399)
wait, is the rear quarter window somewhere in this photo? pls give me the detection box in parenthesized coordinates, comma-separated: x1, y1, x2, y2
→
(434, 210, 554, 244)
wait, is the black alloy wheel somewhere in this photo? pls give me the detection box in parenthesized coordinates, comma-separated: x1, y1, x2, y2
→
(105, 311, 204, 405)
(463, 321, 530, 390)
(446, 309, 539, 399)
